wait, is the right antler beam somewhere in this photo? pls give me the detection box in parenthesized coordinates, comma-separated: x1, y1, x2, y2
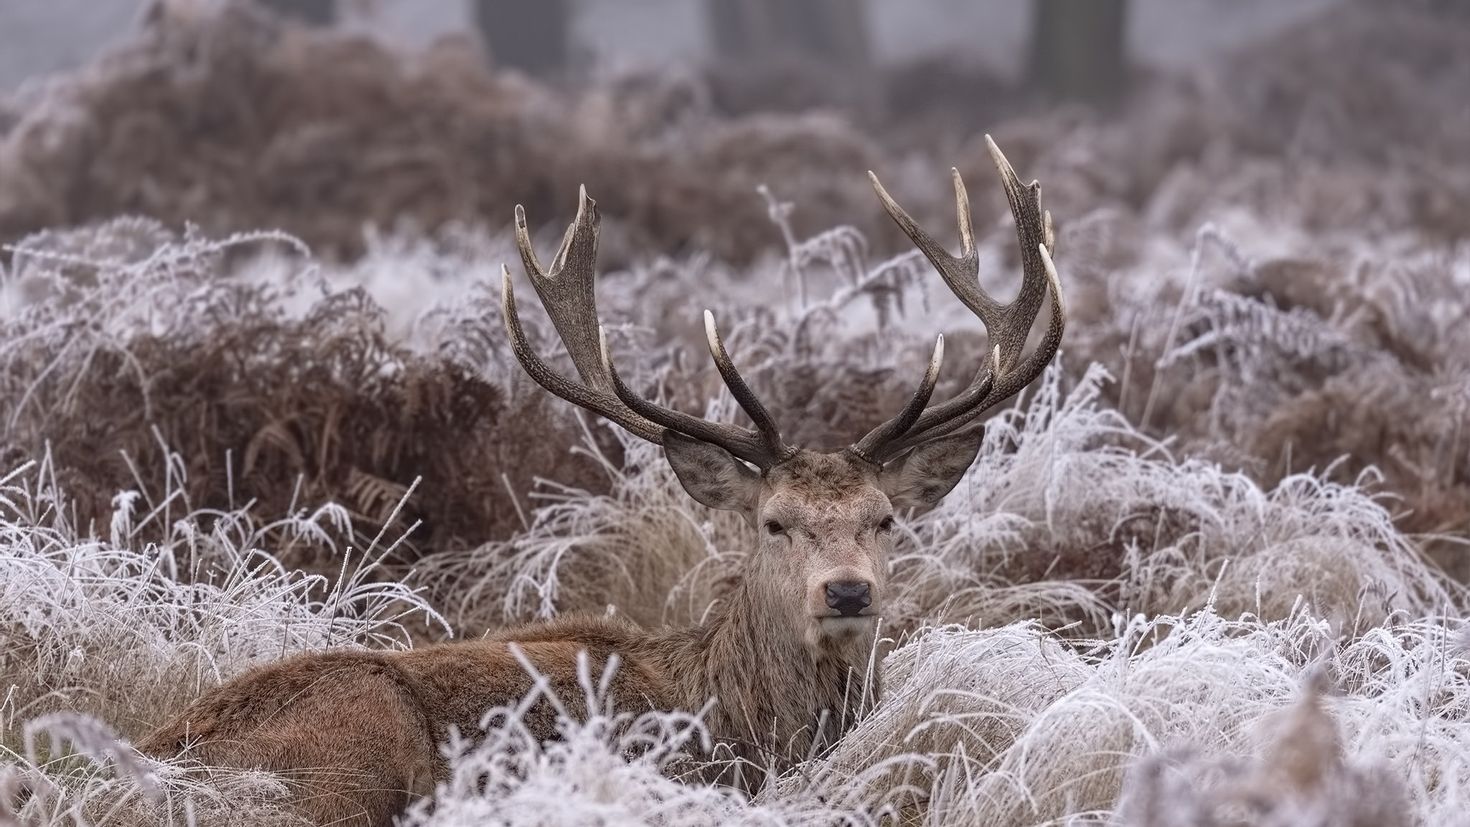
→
(852, 135, 1066, 462)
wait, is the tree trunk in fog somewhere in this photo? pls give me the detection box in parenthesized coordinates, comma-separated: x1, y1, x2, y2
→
(1425, 0, 1470, 17)
(1028, 0, 1129, 107)
(256, 0, 336, 26)
(474, 0, 572, 78)
(706, 0, 872, 70)
(704, 0, 874, 114)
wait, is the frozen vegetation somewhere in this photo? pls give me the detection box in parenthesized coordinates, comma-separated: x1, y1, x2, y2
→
(1, 1, 1467, 824)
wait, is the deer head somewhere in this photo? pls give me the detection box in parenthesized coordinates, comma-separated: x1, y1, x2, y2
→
(501, 136, 1062, 652)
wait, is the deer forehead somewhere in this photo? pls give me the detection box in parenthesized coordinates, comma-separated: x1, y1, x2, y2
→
(761, 451, 889, 519)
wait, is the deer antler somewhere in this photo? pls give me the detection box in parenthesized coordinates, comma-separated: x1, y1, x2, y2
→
(851, 135, 1065, 464)
(501, 187, 793, 468)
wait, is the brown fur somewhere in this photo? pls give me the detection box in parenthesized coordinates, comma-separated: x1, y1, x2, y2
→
(137, 447, 956, 826)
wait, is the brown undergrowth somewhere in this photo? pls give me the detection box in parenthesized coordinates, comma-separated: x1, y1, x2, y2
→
(0, 2, 886, 267)
(0, 219, 606, 573)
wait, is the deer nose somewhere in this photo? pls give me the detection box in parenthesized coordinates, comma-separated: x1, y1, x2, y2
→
(824, 581, 872, 617)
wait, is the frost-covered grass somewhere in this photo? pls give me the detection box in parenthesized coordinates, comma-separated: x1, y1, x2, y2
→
(0, 451, 445, 740)
(2, 207, 1466, 825)
(350, 609, 1470, 826)
(0, 451, 445, 825)
(4, 353, 1463, 823)
(2, 2, 1469, 823)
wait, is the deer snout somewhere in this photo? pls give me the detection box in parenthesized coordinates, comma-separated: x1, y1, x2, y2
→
(824, 580, 872, 617)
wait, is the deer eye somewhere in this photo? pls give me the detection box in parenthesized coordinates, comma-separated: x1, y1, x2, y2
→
(763, 520, 785, 536)
(877, 516, 896, 533)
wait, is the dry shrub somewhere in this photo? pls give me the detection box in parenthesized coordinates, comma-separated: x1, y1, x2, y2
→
(966, 1, 1470, 242)
(0, 2, 554, 261)
(0, 1, 893, 266)
(0, 218, 604, 564)
(3, 0, 1467, 265)
(880, 363, 1461, 632)
(1116, 670, 1412, 827)
(766, 607, 1464, 824)
(1056, 224, 1470, 576)
(395, 655, 854, 827)
(5, 2, 1467, 539)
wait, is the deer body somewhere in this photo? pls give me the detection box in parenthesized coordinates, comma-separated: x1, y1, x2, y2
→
(140, 617, 668, 824)
(140, 138, 1064, 827)
(142, 455, 893, 824)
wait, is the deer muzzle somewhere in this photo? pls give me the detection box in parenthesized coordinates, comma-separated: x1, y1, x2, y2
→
(824, 580, 872, 617)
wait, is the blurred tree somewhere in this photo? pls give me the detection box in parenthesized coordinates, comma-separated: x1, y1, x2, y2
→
(1424, 0, 1470, 17)
(705, 0, 871, 70)
(474, 0, 572, 78)
(256, 0, 336, 26)
(702, 0, 874, 115)
(1028, 0, 1129, 107)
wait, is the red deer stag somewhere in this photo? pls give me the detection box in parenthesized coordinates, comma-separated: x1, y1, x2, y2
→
(139, 137, 1063, 826)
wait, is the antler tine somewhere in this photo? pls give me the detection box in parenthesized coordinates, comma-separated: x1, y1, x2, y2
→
(868, 168, 1003, 330)
(704, 310, 792, 460)
(884, 345, 1001, 458)
(884, 242, 1064, 456)
(500, 266, 663, 443)
(926, 241, 1065, 437)
(848, 335, 945, 464)
(598, 327, 777, 467)
(513, 187, 610, 392)
(982, 134, 1054, 372)
(503, 187, 788, 468)
(860, 136, 1065, 460)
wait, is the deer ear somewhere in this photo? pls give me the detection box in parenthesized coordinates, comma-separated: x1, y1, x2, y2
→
(879, 428, 984, 509)
(663, 431, 762, 512)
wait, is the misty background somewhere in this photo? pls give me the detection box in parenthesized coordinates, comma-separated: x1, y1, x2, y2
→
(3, 0, 1339, 92)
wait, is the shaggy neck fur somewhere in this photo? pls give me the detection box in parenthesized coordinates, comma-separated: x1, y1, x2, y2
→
(646, 572, 880, 790)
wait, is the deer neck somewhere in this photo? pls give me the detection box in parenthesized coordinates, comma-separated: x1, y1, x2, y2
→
(657, 575, 880, 774)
